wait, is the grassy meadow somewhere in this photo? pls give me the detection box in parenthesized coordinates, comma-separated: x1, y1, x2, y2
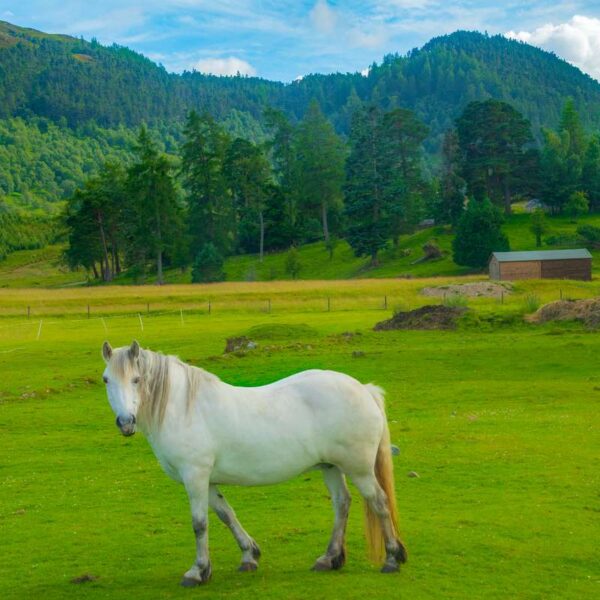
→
(0, 277, 599, 599)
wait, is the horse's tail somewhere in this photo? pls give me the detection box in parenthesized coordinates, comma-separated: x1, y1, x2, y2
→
(363, 384, 400, 564)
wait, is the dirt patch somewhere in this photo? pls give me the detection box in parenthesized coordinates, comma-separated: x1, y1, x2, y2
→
(224, 336, 257, 353)
(528, 298, 600, 328)
(421, 282, 511, 298)
(374, 305, 467, 331)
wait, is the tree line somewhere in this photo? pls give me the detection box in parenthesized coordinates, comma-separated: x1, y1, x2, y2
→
(64, 97, 600, 281)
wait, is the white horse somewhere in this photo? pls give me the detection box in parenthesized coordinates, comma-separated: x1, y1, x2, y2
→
(101, 340, 407, 586)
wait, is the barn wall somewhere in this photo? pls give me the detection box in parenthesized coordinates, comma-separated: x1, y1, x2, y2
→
(540, 258, 592, 281)
(499, 261, 541, 280)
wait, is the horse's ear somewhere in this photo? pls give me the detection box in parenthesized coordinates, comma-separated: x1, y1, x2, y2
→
(102, 341, 113, 363)
(129, 340, 140, 360)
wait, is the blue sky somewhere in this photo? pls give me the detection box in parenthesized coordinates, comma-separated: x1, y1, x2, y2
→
(2, 1, 600, 81)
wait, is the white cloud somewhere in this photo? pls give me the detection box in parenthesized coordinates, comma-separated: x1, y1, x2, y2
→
(2, 10, 15, 18)
(193, 56, 256, 76)
(310, 1, 337, 33)
(506, 15, 600, 80)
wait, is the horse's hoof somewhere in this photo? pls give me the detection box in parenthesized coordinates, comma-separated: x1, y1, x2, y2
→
(180, 577, 203, 587)
(396, 540, 408, 564)
(238, 562, 258, 572)
(380, 562, 400, 574)
(312, 560, 332, 572)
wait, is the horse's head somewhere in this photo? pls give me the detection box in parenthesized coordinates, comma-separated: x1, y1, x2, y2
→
(101, 340, 142, 437)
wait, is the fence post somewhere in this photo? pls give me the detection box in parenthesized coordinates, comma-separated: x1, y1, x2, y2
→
(147, 302, 150, 314)
(180, 309, 184, 326)
(36, 320, 43, 341)
(501, 291, 504, 305)
(87, 305, 90, 319)
(208, 300, 211, 315)
(267, 298, 271, 313)
(327, 297, 331, 312)
(138, 313, 144, 332)
(384, 295, 387, 310)
(27, 306, 30, 319)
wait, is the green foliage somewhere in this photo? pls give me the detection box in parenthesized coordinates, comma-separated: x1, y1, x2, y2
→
(284, 247, 302, 279)
(529, 209, 548, 247)
(455, 99, 534, 212)
(443, 293, 468, 308)
(191, 242, 225, 283)
(576, 224, 600, 245)
(565, 191, 589, 218)
(295, 100, 346, 243)
(452, 199, 509, 268)
(523, 293, 541, 313)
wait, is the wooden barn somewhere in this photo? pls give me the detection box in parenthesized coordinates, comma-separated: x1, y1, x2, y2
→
(489, 249, 592, 281)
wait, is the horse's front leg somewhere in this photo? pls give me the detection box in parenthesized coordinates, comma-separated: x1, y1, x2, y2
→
(181, 471, 212, 587)
(209, 485, 261, 572)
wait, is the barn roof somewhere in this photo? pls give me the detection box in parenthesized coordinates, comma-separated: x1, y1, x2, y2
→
(491, 249, 592, 263)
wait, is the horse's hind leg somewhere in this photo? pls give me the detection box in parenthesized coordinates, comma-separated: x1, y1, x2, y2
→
(312, 466, 351, 571)
(209, 485, 261, 572)
(351, 472, 406, 573)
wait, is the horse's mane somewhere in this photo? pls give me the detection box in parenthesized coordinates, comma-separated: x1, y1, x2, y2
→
(112, 347, 218, 430)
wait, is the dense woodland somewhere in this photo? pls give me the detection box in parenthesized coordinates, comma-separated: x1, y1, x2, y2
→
(2, 20, 600, 275)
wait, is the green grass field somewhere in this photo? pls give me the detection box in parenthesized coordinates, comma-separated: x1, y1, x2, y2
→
(2, 212, 600, 288)
(0, 278, 599, 599)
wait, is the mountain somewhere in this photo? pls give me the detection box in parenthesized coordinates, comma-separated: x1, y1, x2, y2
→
(2, 20, 600, 204)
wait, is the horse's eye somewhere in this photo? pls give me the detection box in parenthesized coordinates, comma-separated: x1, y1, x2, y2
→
(132, 377, 141, 385)
(103, 376, 109, 384)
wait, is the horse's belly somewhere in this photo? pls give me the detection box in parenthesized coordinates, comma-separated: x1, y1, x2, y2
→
(210, 449, 318, 486)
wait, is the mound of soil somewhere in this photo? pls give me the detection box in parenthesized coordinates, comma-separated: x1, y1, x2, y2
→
(224, 336, 257, 353)
(528, 298, 600, 327)
(421, 282, 511, 298)
(374, 305, 467, 331)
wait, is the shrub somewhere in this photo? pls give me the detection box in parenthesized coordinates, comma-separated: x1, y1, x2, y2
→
(452, 198, 509, 268)
(443, 293, 468, 308)
(523, 294, 541, 313)
(285, 247, 302, 279)
(564, 191, 589, 218)
(191, 243, 225, 283)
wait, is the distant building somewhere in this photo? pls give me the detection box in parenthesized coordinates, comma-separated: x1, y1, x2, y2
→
(489, 249, 592, 281)
(524, 199, 547, 213)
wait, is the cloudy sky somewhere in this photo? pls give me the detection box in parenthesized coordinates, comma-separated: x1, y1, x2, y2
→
(2, 1, 600, 81)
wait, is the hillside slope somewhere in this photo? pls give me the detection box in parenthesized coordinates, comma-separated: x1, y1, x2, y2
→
(2, 214, 599, 288)
(1, 21, 599, 143)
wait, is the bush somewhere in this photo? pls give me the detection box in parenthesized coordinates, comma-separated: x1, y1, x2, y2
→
(577, 224, 600, 246)
(285, 247, 302, 279)
(191, 243, 225, 283)
(452, 198, 509, 268)
(564, 191, 589, 218)
(523, 294, 541, 313)
(443, 293, 468, 308)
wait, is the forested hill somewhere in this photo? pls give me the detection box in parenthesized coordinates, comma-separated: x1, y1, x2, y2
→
(2, 19, 600, 145)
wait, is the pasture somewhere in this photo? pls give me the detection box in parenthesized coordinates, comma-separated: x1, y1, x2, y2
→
(0, 278, 598, 599)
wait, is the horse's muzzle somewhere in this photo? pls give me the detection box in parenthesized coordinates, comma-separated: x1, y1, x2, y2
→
(116, 414, 136, 437)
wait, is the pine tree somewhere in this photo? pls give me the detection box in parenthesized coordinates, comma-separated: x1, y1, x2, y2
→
(126, 126, 183, 284)
(180, 111, 232, 257)
(344, 106, 389, 263)
(455, 100, 534, 213)
(295, 100, 346, 245)
(224, 138, 272, 261)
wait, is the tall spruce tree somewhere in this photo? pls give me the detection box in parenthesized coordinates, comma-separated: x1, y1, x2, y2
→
(456, 100, 533, 213)
(224, 138, 272, 261)
(381, 108, 428, 245)
(344, 106, 389, 263)
(295, 100, 346, 245)
(180, 111, 232, 257)
(126, 126, 183, 284)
